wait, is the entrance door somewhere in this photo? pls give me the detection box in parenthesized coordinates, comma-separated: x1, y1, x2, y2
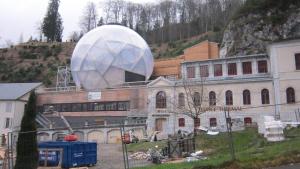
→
(155, 118, 166, 131)
(244, 117, 252, 126)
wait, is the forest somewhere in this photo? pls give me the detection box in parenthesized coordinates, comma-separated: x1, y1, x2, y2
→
(76, 0, 245, 44)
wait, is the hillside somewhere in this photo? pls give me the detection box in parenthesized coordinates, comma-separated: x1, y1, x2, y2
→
(0, 31, 222, 86)
(0, 42, 75, 86)
(220, 0, 300, 56)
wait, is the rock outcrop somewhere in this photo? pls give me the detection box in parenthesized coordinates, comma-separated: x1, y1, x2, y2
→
(220, 2, 300, 57)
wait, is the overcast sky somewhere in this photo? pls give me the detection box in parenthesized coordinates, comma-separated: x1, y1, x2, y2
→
(0, 0, 156, 45)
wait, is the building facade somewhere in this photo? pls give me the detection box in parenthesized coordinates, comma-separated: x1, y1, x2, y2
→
(36, 84, 148, 143)
(0, 83, 42, 136)
(35, 39, 300, 141)
(147, 39, 300, 136)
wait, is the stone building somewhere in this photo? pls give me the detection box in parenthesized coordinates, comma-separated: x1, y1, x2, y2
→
(146, 39, 300, 136)
(35, 39, 300, 141)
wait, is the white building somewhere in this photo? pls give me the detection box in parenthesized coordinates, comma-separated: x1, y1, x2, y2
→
(147, 39, 300, 136)
(0, 83, 42, 135)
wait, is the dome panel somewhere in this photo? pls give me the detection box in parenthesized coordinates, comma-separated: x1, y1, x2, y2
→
(70, 25, 154, 91)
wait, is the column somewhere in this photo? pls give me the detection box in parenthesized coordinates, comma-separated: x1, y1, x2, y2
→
(223, 61, 228, 77)
(253, 58, 258, 74)
(237, 59, 242, 76)
(209, 61, 214, 78)
(195, 64, 200, 79)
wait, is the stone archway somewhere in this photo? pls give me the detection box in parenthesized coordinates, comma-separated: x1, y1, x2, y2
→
(87, 130, 105, 144)
(107, 129, 121, 144)
(73, 131, 85, 141)
(37, 132, 50, 142)
(52, 132, 66, 141)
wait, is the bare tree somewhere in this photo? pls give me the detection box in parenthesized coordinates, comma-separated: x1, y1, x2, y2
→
(98, 0, 244, 43)
(69, 31, 81, 42)
(80, 2, 98, 33)
(172, 78, 222, 134)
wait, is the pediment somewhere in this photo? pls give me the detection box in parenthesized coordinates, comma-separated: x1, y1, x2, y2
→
(147, 76, 174, 87)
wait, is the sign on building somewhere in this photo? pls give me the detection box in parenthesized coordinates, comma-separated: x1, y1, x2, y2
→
(88, 92, 101, 100)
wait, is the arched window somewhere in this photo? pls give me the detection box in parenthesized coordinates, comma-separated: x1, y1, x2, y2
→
(193, 92, 201, 106)
(225, 90, 233, 105)
(286, 87, 295, 103)
(209, 91, 216, 106)
(178, 93, 185, 107)
(261, 89, 270, 104)
(178, 118, 185, 127)
(243, 90, 251, 105)
(156, 91, 166, 108)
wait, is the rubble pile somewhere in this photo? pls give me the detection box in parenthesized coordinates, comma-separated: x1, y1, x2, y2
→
(129, 152, 150, 160)
(185, 150, 207, 162)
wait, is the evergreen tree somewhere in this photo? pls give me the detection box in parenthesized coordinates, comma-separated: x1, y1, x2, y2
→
(42, 0, 63, 42)
(14, 91, 38, 169)
(97, 17, 104, 27)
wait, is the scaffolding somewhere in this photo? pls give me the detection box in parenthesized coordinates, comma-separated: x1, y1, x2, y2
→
(56, 66, 72, 91)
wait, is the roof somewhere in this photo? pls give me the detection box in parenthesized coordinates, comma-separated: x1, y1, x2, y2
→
(0, 83, 42, 100)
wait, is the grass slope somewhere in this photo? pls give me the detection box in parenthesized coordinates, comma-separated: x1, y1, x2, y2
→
(131, 127, 300, 169)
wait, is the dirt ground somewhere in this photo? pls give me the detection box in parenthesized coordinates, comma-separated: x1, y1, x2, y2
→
(89, 143, 152, 169)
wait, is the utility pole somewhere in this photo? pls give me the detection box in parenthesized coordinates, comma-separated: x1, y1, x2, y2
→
(224, 108, 235, 161)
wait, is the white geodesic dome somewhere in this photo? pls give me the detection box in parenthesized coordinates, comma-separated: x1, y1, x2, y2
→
(71, 25, 154, 91)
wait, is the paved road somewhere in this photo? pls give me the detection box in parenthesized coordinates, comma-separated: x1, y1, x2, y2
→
(89, 143, 124, 169)
(90, 143, 151, 169)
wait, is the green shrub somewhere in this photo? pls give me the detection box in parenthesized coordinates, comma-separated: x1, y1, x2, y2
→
(18, 50, 37, 59)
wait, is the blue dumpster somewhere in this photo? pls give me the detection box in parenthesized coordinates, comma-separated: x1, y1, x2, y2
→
(38, 141, 97, 169)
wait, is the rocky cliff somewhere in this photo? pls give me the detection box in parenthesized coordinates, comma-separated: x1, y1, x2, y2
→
(220, 0, 300, 57)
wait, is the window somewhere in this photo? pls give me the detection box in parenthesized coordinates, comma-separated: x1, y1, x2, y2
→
(105, 102, 117, 111)
(295, 53, 300, 70)
(243, 90, 251, 105)
(225, 90, 233, 105)
(242, 62, 252, 74)
(258, 60, 268, 73)
(178, 118, 185, 127)
(71, 103, 82, 112)
(200, 65, 209, 77)
(81, 103, 88, 111)
(214, 64, 223, 76)
(118, 102, 130, 111)
(210, 118, 217, 127)
(209, 91, 216, 106)
(194, 118, 200, 128)
(61, 104, 71, 112)
(5, 102, 12, 112)
(193, 92, 201, 106)
(5, 118, 10, 128)
(87, 103, 94, 111)
(178, 93, 185, 107)
(228, 63, 237, 75)
(244, 117, 252, 126)
(187, 66, 195, 78)
(286, 87, 295, 103)
(261, 89, 270, 104)
(94, 103, 105, 111)
(156, 91, 167, 108)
